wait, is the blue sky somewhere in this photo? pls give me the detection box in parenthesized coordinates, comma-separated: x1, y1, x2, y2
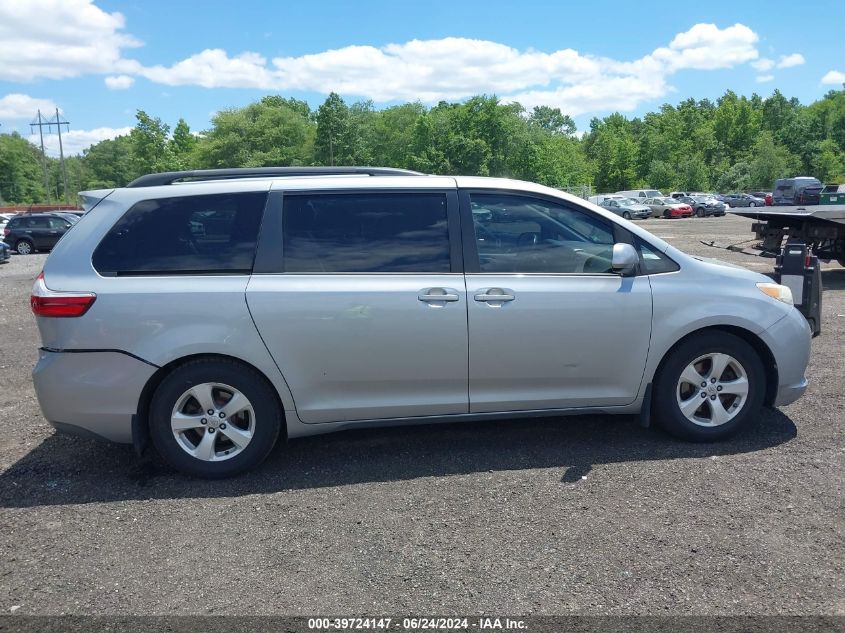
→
(1, 0, 843, 155)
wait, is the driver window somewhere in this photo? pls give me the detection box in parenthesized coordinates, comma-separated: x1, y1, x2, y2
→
(469, 193, 615, 274)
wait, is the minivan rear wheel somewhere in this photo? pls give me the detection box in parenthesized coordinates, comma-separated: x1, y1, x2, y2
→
(652, 332, 765, 441)
(149, 359, 282, 478)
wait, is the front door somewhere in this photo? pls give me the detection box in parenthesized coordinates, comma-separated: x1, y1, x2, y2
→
(462, 191, 653, 412)
(247, 188, 469, 424)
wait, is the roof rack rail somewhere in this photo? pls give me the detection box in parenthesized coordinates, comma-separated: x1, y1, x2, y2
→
(125, 166, 423, 188)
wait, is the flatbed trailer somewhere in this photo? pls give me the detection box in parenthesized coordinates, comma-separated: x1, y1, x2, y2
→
(729, 205, 845, 265)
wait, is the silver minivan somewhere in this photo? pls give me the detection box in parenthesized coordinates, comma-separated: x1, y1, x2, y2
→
(31, 168, 810, 477)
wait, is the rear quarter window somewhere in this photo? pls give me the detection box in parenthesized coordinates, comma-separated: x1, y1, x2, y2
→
(93, 192, 267, 276)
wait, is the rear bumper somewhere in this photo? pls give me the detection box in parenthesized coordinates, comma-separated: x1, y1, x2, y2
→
(33, 349, 157, 443)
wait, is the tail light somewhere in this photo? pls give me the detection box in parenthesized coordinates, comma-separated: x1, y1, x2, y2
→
(3, 228, 9, 237)
(31, 272, 96, 318)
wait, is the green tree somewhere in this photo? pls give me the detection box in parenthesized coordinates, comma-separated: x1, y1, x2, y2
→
(750, 131, 799, 189)
(194, 97, 315, 168)
(315, 92, 354, 165)
(80, 135, 137, 188)
(585, 113, 638, 191)
(528, 106, 576, 136)
(170, 118, 197, 168)
(0, 132, 47, 203)
(130, 110, 176, 174)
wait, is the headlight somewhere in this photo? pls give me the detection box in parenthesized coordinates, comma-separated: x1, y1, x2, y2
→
(757, 282, 794, 305)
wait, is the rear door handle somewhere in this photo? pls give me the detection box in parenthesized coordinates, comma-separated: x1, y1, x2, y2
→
(418, 287, 460, 303)
(474, 288, 516, 302)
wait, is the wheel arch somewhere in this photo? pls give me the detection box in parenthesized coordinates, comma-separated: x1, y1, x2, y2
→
(649, 325, 779, 408)
(133, 352, 287, 455)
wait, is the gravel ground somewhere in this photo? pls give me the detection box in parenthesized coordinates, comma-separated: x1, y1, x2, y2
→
(0, 214, 843, 616)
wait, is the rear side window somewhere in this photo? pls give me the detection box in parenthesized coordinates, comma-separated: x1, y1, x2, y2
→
(93, 192, 267, 276)
(283, 193, 450, 273)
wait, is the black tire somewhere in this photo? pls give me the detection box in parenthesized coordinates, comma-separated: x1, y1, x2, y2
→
(696, 207, 705, 218)
(652, 331, 765, 442)
(622, 211, 632, 220)
(15, 239, 34, 255)
(149, 358, 282, 478)
(663, 209, 671, 219)
(749, 202, 756, 207)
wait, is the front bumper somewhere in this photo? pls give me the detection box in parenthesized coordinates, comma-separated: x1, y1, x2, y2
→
(759, 308, 812, 407)
(33, 349, 157, 443)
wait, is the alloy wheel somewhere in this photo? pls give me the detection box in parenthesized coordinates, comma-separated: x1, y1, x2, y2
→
(675, 353, 749, 427)
(170, 382, 256, 461)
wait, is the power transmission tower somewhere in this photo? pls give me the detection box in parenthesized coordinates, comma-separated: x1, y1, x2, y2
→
(29, 108, 72, 205)
(30, 110, 52, 204)
(48, 108, 71, 204)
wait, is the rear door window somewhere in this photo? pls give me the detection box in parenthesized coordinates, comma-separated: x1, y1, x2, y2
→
(282, 193, 451, 273)
(93, 192, 267, 276)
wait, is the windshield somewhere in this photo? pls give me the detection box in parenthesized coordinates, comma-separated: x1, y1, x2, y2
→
(618, 199, 639, 207)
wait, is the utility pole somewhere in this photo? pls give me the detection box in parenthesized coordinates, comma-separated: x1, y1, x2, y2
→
(48, 108, 71, 204)
(30, 110, 51, 204)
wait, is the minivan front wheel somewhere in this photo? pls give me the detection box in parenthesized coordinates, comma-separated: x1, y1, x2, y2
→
(149, 359, 282, 478)
(653, 332, 765, 441)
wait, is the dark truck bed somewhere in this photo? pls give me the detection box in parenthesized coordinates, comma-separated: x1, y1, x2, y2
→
(729, 205, 845, 264)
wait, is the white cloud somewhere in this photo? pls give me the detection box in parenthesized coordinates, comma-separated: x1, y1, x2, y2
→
(139, 49, 277, 89)
(0, 0, 140, 81)
(777, 53, 805, 69)
(0, 6, 770, 117)
(0, 93, 58, 119)
(649, 23, 759, 71)
(756, 74, 775, 83)
(134, 24, 761, 115)
(28, 126, 131, 156)
(821, 70, 845, 85)
(104, 75, 135, 90)
(752, 58, 775, 71)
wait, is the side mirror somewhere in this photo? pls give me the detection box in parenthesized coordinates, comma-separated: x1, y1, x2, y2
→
(611, 243, 639, 276)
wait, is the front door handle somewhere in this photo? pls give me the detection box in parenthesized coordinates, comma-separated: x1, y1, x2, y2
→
(474, 288, 515, 303)
(418, 287, 460, 303)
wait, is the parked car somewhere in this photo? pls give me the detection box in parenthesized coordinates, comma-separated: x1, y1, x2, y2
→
(669, 192, 689, 200)
(0, 213, 15, 230)
(599, 197, 651, 219)
(31, 167, 811, 478)
(724, 193, 766, 208)
(617, 189, 664, 200)
(644, 197, 693, 218)
(773, 177, 823, 206)
(796, 186, 823, 205)
(2, 213, 75, 254)
(679, 196, 723, 217)
(0, 240, 9, 264)
(749, 192, 773, 206)
(53, 212, 81, 224)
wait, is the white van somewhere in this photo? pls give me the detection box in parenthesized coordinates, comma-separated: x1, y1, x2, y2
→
(618, 189, 663, 200)
(588, 193, 627, 205)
